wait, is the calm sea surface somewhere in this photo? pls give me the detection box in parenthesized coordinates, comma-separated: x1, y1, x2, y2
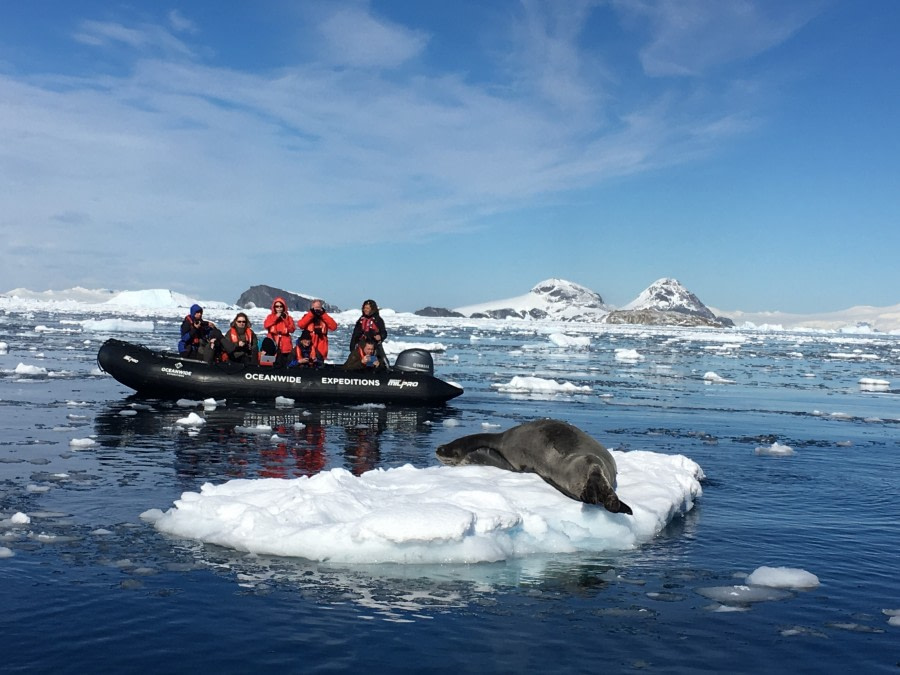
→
(1, 308, 898, 673)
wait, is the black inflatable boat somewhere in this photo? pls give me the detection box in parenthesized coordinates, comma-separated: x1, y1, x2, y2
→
(97, 339, 463, 404)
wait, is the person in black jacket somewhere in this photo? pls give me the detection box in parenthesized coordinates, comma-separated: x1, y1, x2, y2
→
(221, 312, 258, 364)
(349, 299, 388, 366)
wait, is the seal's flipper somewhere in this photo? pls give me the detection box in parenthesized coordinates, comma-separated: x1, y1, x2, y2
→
(461, 447, 516, 471)
(580, 470, 632, 515)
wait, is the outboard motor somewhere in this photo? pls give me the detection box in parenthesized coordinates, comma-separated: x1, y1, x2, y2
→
(393, 348, 434, 376)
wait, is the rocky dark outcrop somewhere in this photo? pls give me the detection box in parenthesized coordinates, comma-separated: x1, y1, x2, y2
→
(603, 309, 733, 328)
(236, 285, 339, 313)
(414, 307, 465, 318)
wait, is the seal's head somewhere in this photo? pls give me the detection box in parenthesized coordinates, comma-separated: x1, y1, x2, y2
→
(435, 441, 466, 466)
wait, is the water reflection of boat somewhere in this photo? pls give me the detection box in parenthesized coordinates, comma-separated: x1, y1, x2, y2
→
(93, 400, 460, 481)
(97, 338, 463, 404)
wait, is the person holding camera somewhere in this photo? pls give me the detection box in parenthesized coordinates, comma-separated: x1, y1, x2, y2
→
(221, 312, 258, 365)
(342, 337, 386, 371)
(261, 297, 296, 367)
(297, 299, 338, 362)
(288, 330, 322, 368)
(178, 304, 220, 361)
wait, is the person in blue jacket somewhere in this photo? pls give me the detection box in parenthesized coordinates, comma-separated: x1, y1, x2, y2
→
(178, 304, 220, 362)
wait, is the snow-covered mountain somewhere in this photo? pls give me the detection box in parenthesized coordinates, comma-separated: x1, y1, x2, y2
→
(4, 283, 900, 332)
(622, 278, 715, 317)
(453, 279, 610, 321)
(607, 278, 733, 327)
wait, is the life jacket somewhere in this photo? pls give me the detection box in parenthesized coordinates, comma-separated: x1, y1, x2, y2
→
(359, 316, 379, 337)
(299, 311, 337, 359)
(220, 327, 253, 363)
(264, 314, 295, 353)
(293, 340, 321, 367)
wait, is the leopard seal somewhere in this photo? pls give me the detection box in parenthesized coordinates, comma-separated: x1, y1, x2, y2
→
(436, 419, 632, 515)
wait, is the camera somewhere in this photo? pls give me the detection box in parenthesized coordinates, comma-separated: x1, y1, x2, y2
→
(312, 308, 324, 316)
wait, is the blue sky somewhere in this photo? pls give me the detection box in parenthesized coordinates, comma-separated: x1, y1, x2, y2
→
(1, 1, 898, 313)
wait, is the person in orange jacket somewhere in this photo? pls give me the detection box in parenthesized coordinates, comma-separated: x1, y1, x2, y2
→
(297, 298, 338, 362)
(261, 297, 295, 367)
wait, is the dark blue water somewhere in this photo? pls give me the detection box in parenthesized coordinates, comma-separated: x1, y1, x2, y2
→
(1, 309, 898, 673)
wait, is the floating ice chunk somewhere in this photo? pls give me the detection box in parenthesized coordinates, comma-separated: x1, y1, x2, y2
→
(119, 409, 138, 417)
(859, 378, 890, 392)
(549, 333, 590, 350)
(69, 437, 98, 448)
(703, 371, 733, 384)
(293, 422, 306, 431)
(176, 412, 206, 427)
(0, 341, 8, 354)
(11, 512, 31, 525)
(754, 442, 795, 457)
(81, 318, 154, 332)
(883, 609, 900, 627)
(275, 396, 295, 407)
(492, 376, 591, 395)
(202, 398, 219, 410)
(615, 348, 644, 362)
(745, 566, 820, 589)
(176, 398, 202, 408)
(14, 363, 47, 376)
(696, 584, 792, 605)
(828, 351, 878, 361)
(443, 419, 461, 427)
(481, 422, 501, 429)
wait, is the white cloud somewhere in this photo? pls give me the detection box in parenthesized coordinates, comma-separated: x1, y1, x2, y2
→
(618, 0, 819, 77)
(317, 6, 429, 68)
(72, 19, 195, 58)
(0, 2, 804, 294)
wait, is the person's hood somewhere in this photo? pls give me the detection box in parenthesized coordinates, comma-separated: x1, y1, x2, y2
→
(190, 304, 203, 316)
(271, 297, 288, 313)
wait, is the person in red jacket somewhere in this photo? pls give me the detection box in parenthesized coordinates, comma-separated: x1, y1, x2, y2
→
(297, 299, 338, 362)
(261, 297, 295, 367)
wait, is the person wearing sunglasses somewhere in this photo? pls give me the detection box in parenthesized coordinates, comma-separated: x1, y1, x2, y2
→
(261, 297, 296, 367)
(221, 312, 258, 364)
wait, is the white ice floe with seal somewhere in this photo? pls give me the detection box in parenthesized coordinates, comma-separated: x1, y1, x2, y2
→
(142, 450, 704, 564)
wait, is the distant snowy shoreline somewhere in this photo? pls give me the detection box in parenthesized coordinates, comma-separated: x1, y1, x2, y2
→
(2, 286, 900, 334)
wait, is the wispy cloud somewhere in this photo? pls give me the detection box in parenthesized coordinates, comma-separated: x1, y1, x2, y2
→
(0, 1, 816, 294)
(317, 6, 429, 68)
(72, 19, 196, 59)
(618, 0, 820, 77)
